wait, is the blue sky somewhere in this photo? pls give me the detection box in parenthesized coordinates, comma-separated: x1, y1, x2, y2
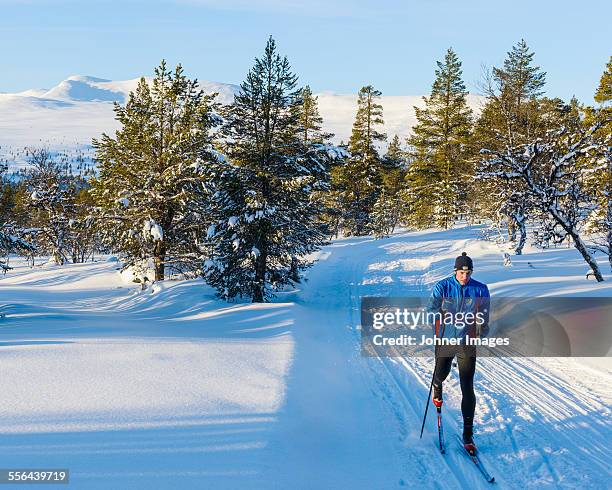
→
(1, 0, 610, 103)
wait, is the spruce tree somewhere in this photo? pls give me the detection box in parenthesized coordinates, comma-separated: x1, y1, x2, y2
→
(92, 61, 220, 281)
(406, 48, 473, 229)
(204, 37, 334, 302)
(333, 85, 386, 236)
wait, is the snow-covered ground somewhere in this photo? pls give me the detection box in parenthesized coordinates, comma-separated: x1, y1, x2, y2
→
(0, 226, 610, 489)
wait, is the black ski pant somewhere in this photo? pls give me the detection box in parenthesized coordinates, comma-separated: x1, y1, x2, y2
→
(433, 346, 476, 427)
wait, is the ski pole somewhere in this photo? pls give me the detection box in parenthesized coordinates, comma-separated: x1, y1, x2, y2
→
(420, 318, 446, 439)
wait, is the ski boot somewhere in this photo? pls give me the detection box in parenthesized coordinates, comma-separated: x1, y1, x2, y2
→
(463, 424, 476, 455)
(432, 383, 443, 409)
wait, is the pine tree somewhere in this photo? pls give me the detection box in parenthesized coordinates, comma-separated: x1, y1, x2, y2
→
(594, 55, 611, 105)
(475, 39, 548, 253)
(333, 85, 386, 236)
(406, 48, 473, 229)
(298, 85, 332, 143)
(348, 85, 386, 161)
(493, 39, 546, 114)
(384, 134, 404, 167)
(204, 37, 335, 302)
(92, 61, 221, 281)
(371, 135, 407, 237)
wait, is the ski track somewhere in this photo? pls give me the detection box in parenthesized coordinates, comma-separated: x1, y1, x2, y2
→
(345, 227, 611, 490)
(347, 237, 484, 489)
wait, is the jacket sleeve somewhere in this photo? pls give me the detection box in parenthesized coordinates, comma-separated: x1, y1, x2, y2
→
(428, 282, 444, 334)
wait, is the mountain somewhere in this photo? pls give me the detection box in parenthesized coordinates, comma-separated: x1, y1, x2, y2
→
(0, 75, 484, 169)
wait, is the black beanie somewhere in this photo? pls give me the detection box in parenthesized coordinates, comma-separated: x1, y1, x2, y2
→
(454, 252, 473, 271)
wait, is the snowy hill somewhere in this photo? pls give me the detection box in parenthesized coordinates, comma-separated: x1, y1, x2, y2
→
(40, 75, 129, 102)
(0, 76, 241, 169)
(0, 225, 609, 488)
(0, 75, 484, 169)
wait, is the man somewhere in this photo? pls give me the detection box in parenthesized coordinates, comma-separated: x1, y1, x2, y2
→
(428, 252, 490, 450)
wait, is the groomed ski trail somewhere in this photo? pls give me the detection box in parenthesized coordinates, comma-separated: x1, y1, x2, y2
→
(336, 226, 611, 489)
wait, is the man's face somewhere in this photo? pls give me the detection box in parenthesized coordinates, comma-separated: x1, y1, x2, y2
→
(455, 269, 472, 285)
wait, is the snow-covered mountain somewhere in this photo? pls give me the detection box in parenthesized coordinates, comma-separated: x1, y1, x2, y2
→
(0, 75, 484, 169)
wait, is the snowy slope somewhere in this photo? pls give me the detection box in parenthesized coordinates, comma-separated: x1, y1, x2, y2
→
(0, 75, 484, 169)
(317, 91, 484, 145)
(0, 76, 241, 169)
(0, 226, 610, 489)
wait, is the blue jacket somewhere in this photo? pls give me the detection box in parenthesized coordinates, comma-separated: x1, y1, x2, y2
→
(428, 276, 490, 339)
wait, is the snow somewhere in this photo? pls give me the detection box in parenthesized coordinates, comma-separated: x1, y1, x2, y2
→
(0, 225, 610, 488)
(150, 223, 163, 241)
(143, 218, 163, 241)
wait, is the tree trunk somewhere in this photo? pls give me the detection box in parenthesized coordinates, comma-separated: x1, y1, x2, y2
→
(252, 251, 267, 302)
(289, 256, 300, 283)
(507, 219, 516, 242)
(154, 256, 164, 281)
(550, 208, 604, 282)
(514, 213, 527, 255)
(607, 225, 612, 272)
(607, 196, 612, 272)
(153, 241, 166, 281)
(53, 250, 64, 265)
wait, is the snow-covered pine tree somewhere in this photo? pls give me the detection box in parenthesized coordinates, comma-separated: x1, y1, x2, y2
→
(332, 85, 386, 236)
(92, 61, 221, 281)
(203, 37, 336, 302)
(405, 48, 473, 229)
(481, 120, 609, 281)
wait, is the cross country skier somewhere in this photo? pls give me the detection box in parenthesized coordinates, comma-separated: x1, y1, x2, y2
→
(428, 252, 490, 451)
